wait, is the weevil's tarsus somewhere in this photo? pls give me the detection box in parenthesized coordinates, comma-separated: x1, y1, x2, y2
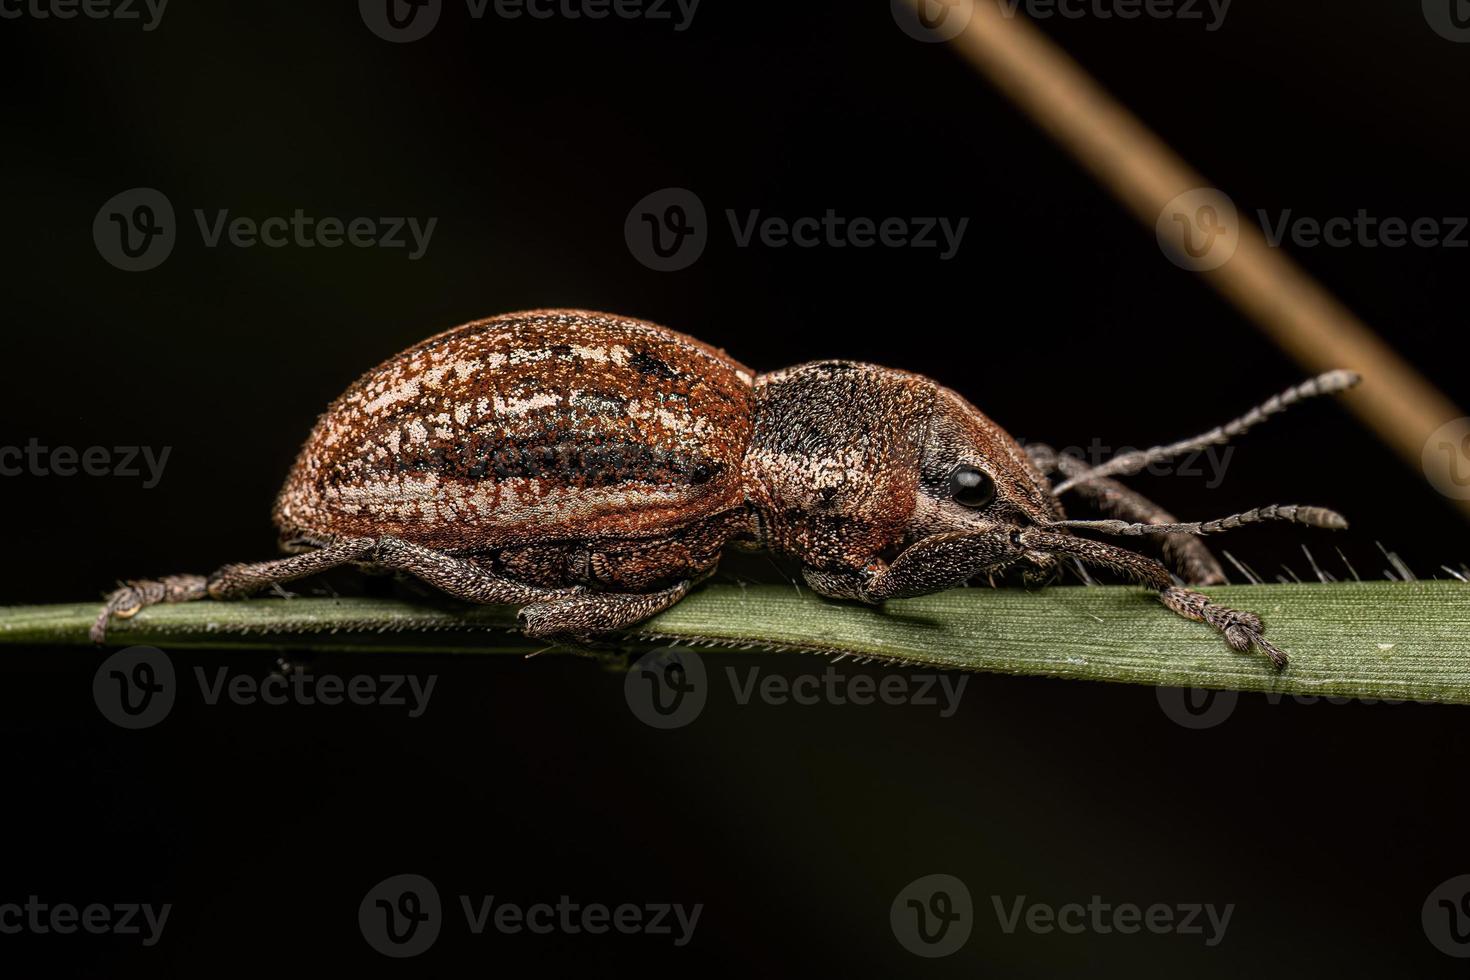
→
(91, 574, 208, 643)
(1160, 586, 1288, 670)
(1046, 503, 1348, 537)
(1052, 370, 1360, 494)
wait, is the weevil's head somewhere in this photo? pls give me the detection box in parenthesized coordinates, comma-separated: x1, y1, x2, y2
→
(911, 381, 1067, 585)
(743, 361, 1065, 586)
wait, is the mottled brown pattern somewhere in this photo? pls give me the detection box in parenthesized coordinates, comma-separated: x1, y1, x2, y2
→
(95, 310, 1352, 665)
(274, 309, 755, 552)
(742, 362, 934, 570)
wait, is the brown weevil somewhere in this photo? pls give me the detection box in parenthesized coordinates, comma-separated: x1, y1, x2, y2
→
(92, 309, 1358, 667)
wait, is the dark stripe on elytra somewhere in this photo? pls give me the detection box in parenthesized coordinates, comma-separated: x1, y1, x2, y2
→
(629, 350, 679, 379)
(392, 437, 722, 487)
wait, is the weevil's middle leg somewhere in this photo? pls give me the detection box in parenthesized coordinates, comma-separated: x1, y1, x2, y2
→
(1027, 443, 1226, 586)
(370, 536, 582, 605)
(516, 573, 707, 644)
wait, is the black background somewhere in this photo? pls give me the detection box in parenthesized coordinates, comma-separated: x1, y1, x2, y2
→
(1, 0, 1468, 975)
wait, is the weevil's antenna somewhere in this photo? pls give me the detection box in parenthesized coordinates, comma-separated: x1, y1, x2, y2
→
(1052, 371, 1360, 494)
(1046, 504, 1348, 537)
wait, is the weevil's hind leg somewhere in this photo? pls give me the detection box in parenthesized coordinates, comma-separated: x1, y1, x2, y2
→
(516, 575, 703, 645)
(1027, 443, 1226, 586)
(370, 537, 581, 606)
(91, 538, 380, 644)
(91, 536, 581, 644)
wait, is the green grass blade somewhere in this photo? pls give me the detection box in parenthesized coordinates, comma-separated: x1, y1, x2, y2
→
(1, 582, 1466, 703)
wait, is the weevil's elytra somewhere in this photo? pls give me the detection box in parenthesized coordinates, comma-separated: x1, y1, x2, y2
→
(274, 312, 755, 555)
(93, 309, 1359, 668)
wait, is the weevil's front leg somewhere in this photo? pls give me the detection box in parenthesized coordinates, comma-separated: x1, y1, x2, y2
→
(803, 527, 1021, 603)
(808, 527, 1289, 669)
(92, 538, 381, 643)
(1016, 528, 1287, 669)
(1027, 443, 1226, 586)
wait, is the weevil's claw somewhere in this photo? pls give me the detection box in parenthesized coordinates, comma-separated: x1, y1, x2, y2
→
(91, 575, 209, 645)
(1257, 637, 1289, 671)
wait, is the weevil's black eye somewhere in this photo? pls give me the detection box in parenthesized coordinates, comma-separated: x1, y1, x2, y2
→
(950, 466, 996, 508)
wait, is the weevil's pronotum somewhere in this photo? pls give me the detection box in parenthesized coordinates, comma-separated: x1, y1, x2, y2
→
(92, 309, 1358, 667)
